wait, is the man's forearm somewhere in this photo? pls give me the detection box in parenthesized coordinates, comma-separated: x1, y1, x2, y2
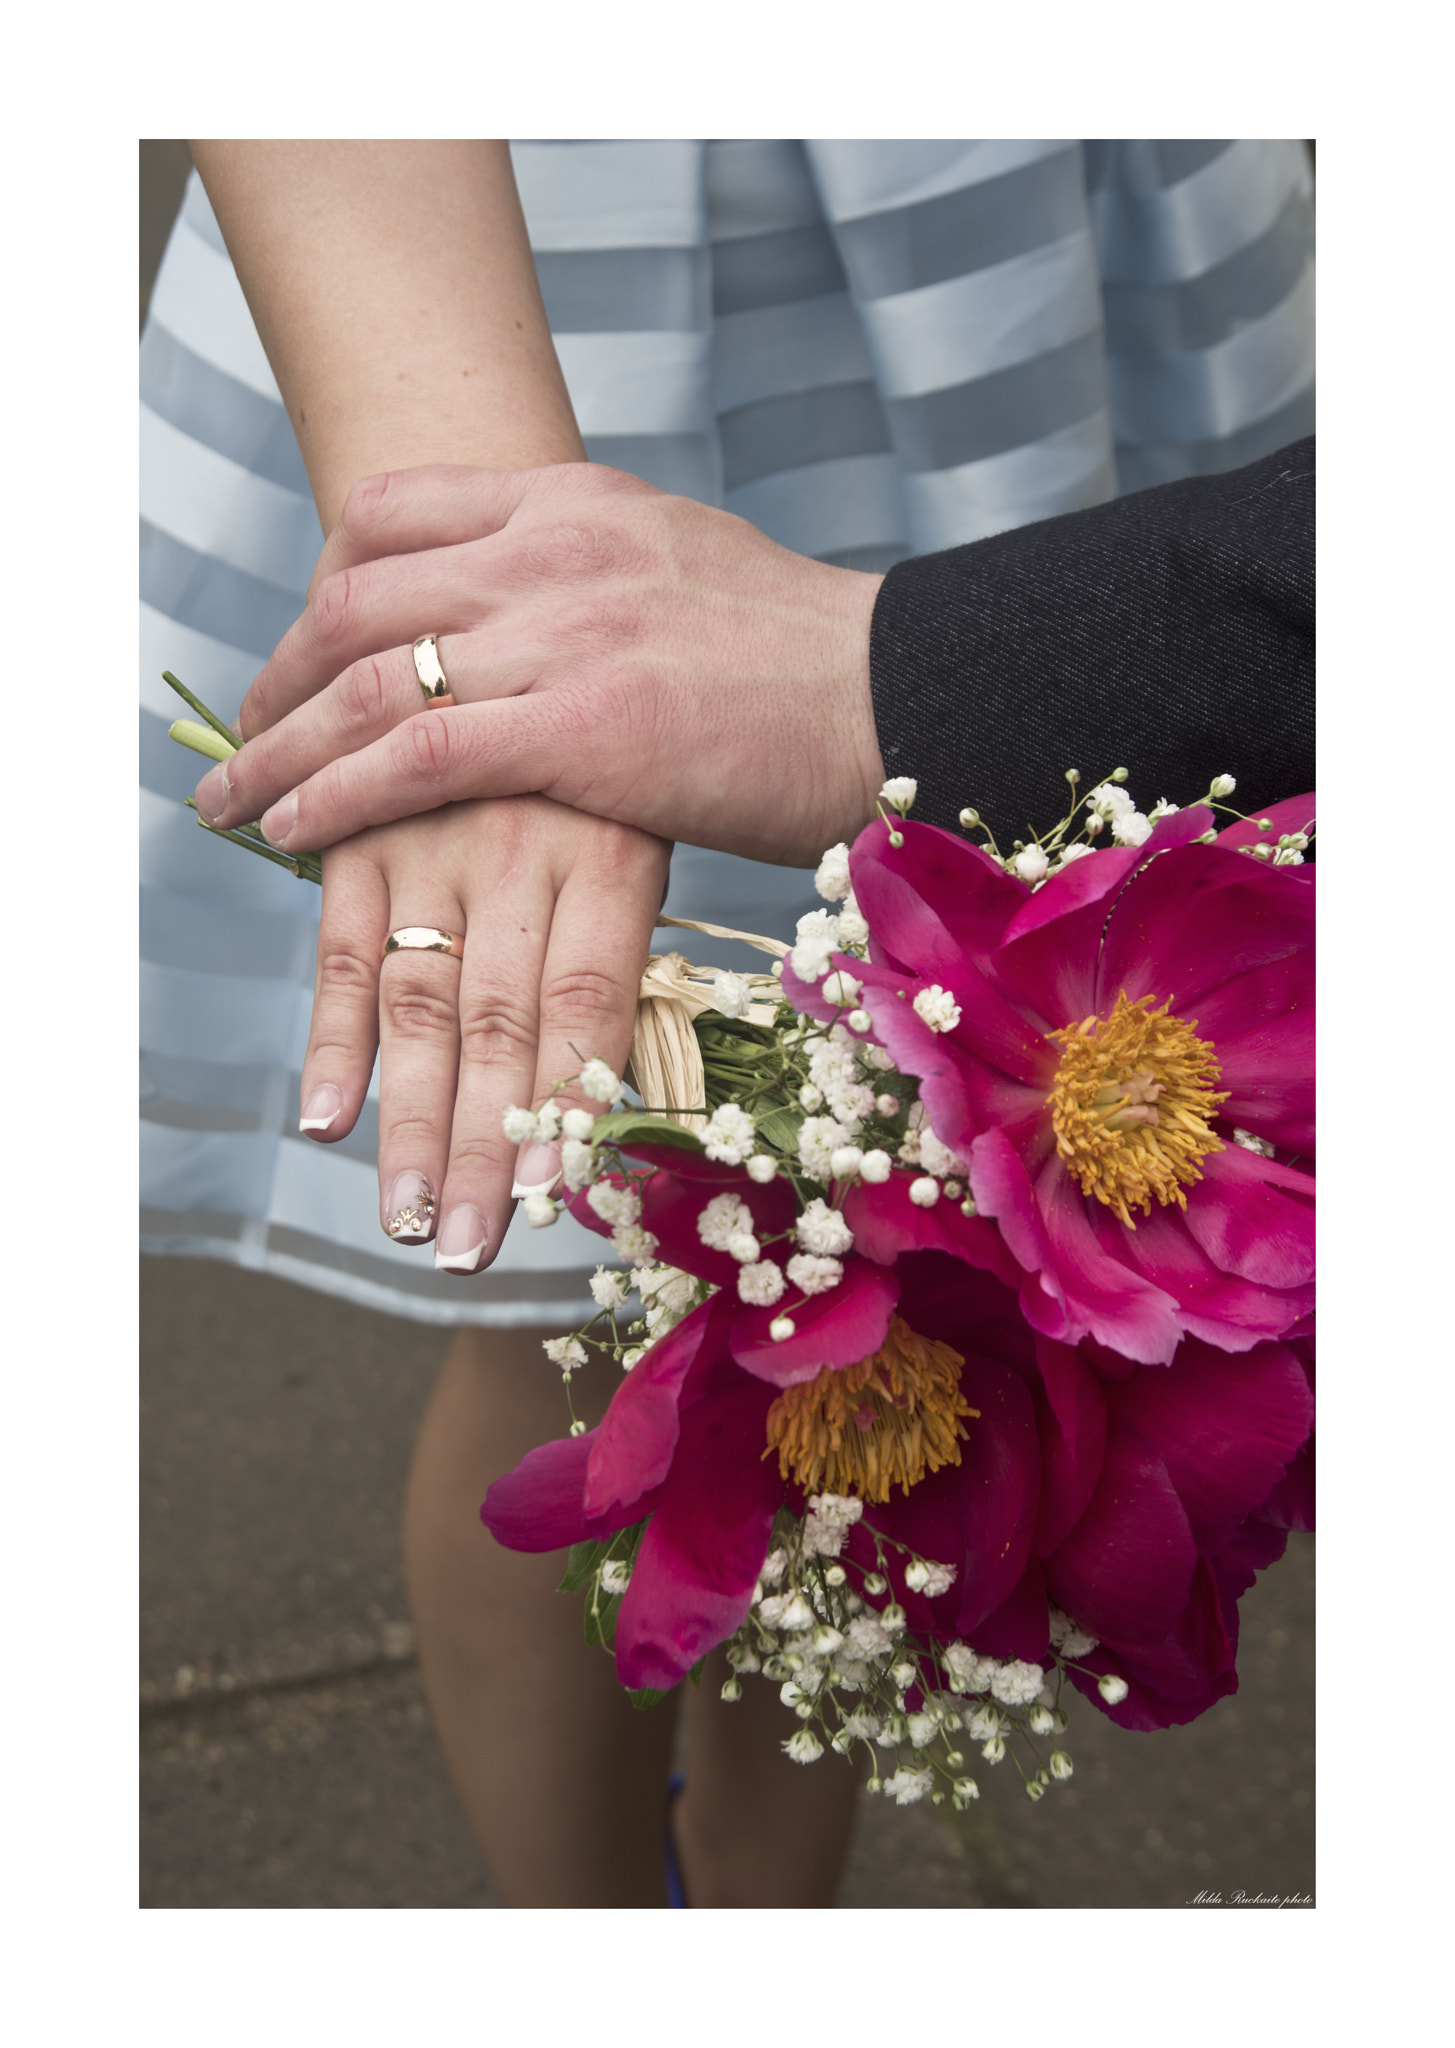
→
(188, 140, 583, 528)
(870, 438, 1315, 836)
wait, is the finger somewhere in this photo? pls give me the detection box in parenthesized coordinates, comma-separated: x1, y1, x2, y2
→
(299, 839, 390, 1145)
(375, 888, 472, 1246)
(195, 630, 539, 833)
(237, 541, 518, 742)
(429, 831, 560, 1273)
(513, 822, 670, 1196)
(308, 464, 540, 592)
(257, 696, 574, 855)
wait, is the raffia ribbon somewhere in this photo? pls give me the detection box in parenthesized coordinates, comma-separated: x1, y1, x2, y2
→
(628, 915, 787, 1131)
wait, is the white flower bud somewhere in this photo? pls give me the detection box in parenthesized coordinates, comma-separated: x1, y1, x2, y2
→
(561, 1106, 596, 1142)
(912, 984, 961, 1034)
(826, 1145, 861, 1180)
(502, 1105, 539, 1145)
(1011, 843, 1050, 884)
(533, 1098, 563, 1142)
(783, 1730, 824, 1764)
(798, 1083, 824, 1112)
(1029, 1705, 1056, 1736)
(859, 1149, 893, 1183)
(780, 1680, 808, 1709)
(720, 1677, 742, 1702)
(523, 1192, 560, 1228)
(1098, 1673, 1130, 1704)
(1111, 766, 1129, 782)
(745, 1154, 777, 1183)
(846, 1008, 872, 1033)
(879, 776, 917, 811)
(794, 1699, 816, 1719)
(1209, 774, 1237, 798)
(824, 1564, 847, 1587)
(958, 806, 980, 827)
(1025, 1777, 1046, 1801)
(568, 1419, 587, 1437)
(711, 969, 753, 1019)
(726, 1644, 760, 1673)
(769, 1315, 796, 1342)
(726, 1232, 760, 1264)
(1049, 1750, 1074, 1780)
(599, 1559, 631, 1596)
(873, 1094, 899, 1119)
(621, 1346, 645, 1369)
(780, 1592, 815, 1630)
(821, 970, 862, 1008)
(578, 1058, 625, 1105)
(890, 1660, 917, 1689)
(909, 1176, 939, 1207)
(982, 1735, 1007, 1763)
(952, 1779, 980, 1806)
(543, 1336, 587, 1371)
(960, 1197, 978, 1218)
(814, 842, 853, 902)
(863, 1573, 887, 1596)
(880, 1603, 906, 1634)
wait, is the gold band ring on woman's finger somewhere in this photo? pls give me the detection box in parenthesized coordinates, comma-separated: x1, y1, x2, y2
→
(412, 634, 456, 707)
(382, 927, 466, 962)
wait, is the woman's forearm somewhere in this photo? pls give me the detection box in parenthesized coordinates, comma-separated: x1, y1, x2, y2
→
(188, 140, 584, 528)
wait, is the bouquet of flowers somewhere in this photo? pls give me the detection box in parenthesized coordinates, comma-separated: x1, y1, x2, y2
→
(483, 769, 1315, 1812)
(166, 684, 1314, 1816)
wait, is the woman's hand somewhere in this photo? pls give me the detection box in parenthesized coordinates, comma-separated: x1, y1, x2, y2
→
(192, 461, 886, 872)
(306, 793, 669, 1273)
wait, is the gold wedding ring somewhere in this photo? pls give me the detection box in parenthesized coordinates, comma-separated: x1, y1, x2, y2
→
(382, 927, 466, 962)
(412, 634, 455, 707)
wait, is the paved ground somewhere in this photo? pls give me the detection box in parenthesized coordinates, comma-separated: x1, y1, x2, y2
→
(138, 147, 1313, 1912)
(141, 1256, 1313, 1910)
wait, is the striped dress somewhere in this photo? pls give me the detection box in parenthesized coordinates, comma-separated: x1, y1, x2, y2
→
(140, 139, 1315, 1326)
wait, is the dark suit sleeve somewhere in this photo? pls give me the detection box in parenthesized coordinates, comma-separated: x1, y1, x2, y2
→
(868, 437, 1314, 838)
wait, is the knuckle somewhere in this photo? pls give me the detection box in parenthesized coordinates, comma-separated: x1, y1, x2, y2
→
(316, 945, 378, 1003)
(456, 990, 538, 1067)
(398, 710, 457, 779)
(309, 566, 360, 653)
(339, 471, 393, 543)
(539, 963, 631, 1033)
(383, 978, 461, 1041)
(336, 653, 392, 735)
(520, 520, 624, 583)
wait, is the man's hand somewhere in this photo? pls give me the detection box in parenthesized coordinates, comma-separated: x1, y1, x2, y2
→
(193, 463, 887, 871)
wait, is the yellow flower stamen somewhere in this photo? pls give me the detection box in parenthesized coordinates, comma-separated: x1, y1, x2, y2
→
(764, 1316, 977, 1503)
(1046, 990, 1228, 1227)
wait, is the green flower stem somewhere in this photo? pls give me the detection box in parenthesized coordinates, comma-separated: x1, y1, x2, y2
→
(162, 671, 242, 750)
(169, 718, 237, 764)
(184, 798, 322, 883)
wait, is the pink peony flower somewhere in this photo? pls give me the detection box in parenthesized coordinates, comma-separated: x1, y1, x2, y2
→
(785, 802, 1315, 1366)
(482, 1213, 1313, 1723)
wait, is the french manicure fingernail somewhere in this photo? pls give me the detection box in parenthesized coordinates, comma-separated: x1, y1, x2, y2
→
(512, 1143, 563, 1200)
(384, 1170, 436, 1242)
(299, 1083, 342, 1133)
(197, 763, 231, 824)
(435, 1205, 488, 1273)
(261, 792, 297, 847)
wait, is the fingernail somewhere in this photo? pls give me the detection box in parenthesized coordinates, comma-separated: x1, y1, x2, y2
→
(197, 763, 232, 824)
(383, 1170, 436, 1242)
(261, 792, 297, 847)
(435, 1205, 488, 1273)
(299, 1083, 342, 1133)
(229, 719, 243, 739)
(512, 1143, 563, 1200)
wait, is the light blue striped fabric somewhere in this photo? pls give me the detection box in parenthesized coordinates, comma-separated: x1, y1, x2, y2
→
(140, 140, 1315, 1323)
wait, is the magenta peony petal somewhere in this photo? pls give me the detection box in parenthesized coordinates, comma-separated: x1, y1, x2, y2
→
(481, 1432, 659, 1551)
(1102, 1199, 1314, 1352)
(842, 1169, 1022, 1288)
(1184, 1145, 1315, 1287)
(948, 1350, 1042, 1634)
(731, 1255, 899, 1387)
(1106, 1339, 1314, 1538)
(1037, 1155, 1184, 1364)
(1192, 956, 1315, 1151)
(1094, 842, 1313, 1017)
(1044, 1419, 1197, 1644)
(1030, 1336, 1109, 1554)
(993, 808, 1215, 1026)
(583, 1295, 725, 1519)
(961, 1556, 1051, 1663)
(1067, 1560, 1239, 1728)
(614, 1379, 781, 1691)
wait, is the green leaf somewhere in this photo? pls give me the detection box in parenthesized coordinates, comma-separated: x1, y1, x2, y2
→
(628, 1685, 673, 1712)
(558, 1539, 612, 1593)
(592, 1110, 704, 1151)
(687, 1655, 707, 1688)
(756, 1108, 803, 1153)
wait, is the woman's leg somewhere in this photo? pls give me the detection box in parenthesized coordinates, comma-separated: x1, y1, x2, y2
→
(672, 1647, 866, 1908)
(403, 1323, 678, 1906)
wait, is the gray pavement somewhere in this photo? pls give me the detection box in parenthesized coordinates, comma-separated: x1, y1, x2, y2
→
(141, 1255, 1312, 1909)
